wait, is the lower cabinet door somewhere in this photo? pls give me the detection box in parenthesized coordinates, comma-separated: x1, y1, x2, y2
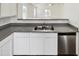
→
(44, 37, 57, 55)
(1, 40, 12, 56)
(30, 38, 44, 55)
(13, 33, 57, 55)
(13, 38, 30, 55)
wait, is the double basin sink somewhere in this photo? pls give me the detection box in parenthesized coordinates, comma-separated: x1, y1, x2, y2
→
(34, 25, 54, 31)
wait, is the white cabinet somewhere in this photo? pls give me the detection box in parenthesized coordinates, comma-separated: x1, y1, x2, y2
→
(30, 33, 57, 38)
(13, 32, 57, 55)
(30, 33, 57, 55)
(30, 38, 44, 55)
(1, 40, 12, 56)
(13, 32, 30, 55)
(14, 38, 28, 55)
(0, 34, 13, 56)
(44, 37, 57, 55)
(14, 32, 27, 38)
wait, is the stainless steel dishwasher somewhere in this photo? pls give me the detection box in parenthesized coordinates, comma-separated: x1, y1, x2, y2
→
(58, 33, 76, 56)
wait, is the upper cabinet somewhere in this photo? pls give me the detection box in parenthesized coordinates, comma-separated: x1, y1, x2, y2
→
(0, 3, 17, 17)
(17, 3, 64, 19)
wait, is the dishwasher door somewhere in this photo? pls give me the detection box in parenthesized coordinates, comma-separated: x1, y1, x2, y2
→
(58, 33, 76, 55)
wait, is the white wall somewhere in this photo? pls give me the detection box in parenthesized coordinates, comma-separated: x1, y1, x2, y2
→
(1, 3, 17, 17)
(63, 3, 79, 28)
(51, 4, 64, 19)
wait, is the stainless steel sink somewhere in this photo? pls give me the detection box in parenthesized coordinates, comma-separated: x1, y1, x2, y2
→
(34, 25, 54, 31)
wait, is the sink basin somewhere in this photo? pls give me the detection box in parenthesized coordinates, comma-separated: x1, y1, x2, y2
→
(34, 25, 54, 31)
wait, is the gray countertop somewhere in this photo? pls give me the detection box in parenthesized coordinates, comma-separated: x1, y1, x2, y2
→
(10, 23, 78, 32)
(0, 23, 78, 41)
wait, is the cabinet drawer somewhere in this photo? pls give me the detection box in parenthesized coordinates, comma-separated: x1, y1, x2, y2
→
(30, 33, 57, 38)
(14, 32, 29, 38)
